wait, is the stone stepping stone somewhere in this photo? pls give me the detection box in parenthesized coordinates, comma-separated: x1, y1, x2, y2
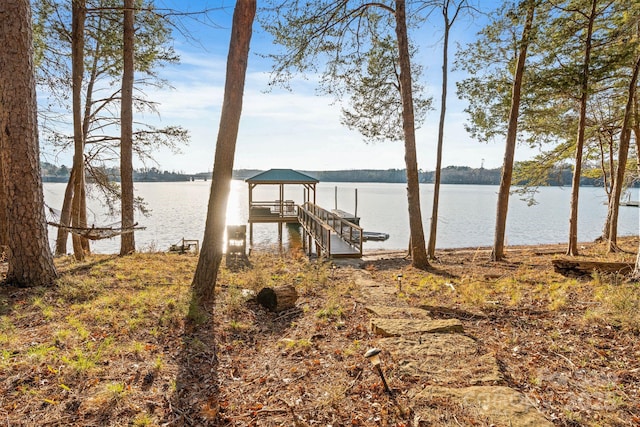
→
(412, 385, 553, 426)
(379, 335, 502, 386)
(359, 285, 398, 302)
(352, 270, 377, 287)
(370, 318, 463, 337)
(365, 305, 431, 319)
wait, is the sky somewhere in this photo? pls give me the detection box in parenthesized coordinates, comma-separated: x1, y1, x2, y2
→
(54, 0, 544, 174)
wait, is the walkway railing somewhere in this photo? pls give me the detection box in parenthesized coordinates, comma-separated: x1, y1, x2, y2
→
(248, 200, 298, 222)
(298, 202, 363, 258)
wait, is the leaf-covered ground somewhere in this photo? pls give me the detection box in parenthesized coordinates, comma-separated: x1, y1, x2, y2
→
(1, 237, 639, 426)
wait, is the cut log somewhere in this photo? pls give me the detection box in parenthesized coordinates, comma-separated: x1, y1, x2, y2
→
(552, 258, 635, 277)
(257, 285, 298, 312)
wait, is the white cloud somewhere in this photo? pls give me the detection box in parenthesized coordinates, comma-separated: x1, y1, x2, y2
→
(43, 5, 542, 175)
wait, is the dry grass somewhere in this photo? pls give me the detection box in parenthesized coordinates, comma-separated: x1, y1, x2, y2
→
(365, 237, 640, 426)
(0, 237, 639, 426)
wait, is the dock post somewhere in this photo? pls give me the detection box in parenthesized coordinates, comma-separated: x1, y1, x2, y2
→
(301, 228, 306, 252)
(355, 188, 358, 218)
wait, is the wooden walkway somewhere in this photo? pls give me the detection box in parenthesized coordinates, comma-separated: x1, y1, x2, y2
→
(298, 203, 363, 258)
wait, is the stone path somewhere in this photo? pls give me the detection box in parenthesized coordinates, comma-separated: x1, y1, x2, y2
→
(353, 270, 553, 426)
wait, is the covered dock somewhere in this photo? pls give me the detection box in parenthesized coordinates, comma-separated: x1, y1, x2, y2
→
(244, 169, 363, 258)
(245, 169, 318, 244)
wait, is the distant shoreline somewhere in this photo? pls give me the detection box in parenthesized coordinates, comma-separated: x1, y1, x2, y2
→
(361, 236, 639, 259)
(42, 167, 639, 187)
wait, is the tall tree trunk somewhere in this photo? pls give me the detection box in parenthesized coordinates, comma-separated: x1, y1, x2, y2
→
(634, 92, 639, 168)
(56, 20, 105, 257)
(427, 5, 451, 259)
(567, 0, 597, 257)
(491, 1, 535, 262)
(426, 0, 467, 258)
(0, 0, 57, 286)
(606, 54, 640, 252)
(71, 0, 86, 261)
(0, 146, 7, 249)
(635, 95, 639, 279)
(395, 0, 429, 269)
(78, 31, 103, 256)
(599, 130, 615, 241)
(120, 0, 135, 255)
(192, 0, 256, 310)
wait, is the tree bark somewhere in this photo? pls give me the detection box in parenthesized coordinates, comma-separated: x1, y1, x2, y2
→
(191, 0, 256, 310)
(395, 0, 429, 269)
(567, 0, 597, 257)
(120, 0, 135, 255)
(0, 143, 7, 248)
(427, 3, 451, 259)
(55, 32, 101, 257)
(491, 1, 535, 262)
(0, 0, 57, 286)
(605, 54, 640, 252)
(426, 1, 468, 259)
(257, 285, 298, 312)
(71, 0, 86, 261)
(80, 183, 90, 253)
(55, 166, 76, 255)
(634, 94, 640, 279)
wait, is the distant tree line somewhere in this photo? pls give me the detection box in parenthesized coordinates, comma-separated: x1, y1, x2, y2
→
(41, 162, 193, 182)
(41, 162, 638, 186)
(306, 165, 638, 186)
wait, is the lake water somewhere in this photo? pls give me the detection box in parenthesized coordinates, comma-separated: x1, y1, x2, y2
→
(43, 181, 639, 254)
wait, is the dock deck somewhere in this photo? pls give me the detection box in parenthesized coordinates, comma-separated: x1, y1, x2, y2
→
(298, 202, 363, 258)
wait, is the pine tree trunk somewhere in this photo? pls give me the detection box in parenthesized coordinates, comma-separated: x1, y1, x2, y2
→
(492, 2, 535, 262)
(427, 11, 450, 260)
(0, 0, 57, 286)
(55, 166, 76, 256)
(55, 29, 100, 257)
(0, 153, 7, 248)
(634, 98, 639, 277)
(394, 0, 429, 269)
(120, 0, 135, 255)
(606, 54, 640, 252)
(71, 0, 86, 261)
(80, 183, 90, 253)
(192, 0, 256, 310)
(567, 0, 597, 257)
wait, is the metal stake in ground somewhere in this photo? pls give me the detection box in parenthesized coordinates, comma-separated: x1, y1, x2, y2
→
(364, 348, 391, 395)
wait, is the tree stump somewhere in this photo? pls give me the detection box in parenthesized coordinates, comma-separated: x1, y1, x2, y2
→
(257, 285, 298, 312)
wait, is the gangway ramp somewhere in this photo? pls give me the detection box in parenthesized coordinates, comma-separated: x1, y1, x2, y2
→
(298, 202, 363, 258)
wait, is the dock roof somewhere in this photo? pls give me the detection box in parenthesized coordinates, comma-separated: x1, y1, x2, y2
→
(245, 169, 319, 184)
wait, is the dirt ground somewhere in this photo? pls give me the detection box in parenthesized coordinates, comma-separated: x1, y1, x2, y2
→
(1, 237, 639, 426)
(174, 238, 640, 426)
